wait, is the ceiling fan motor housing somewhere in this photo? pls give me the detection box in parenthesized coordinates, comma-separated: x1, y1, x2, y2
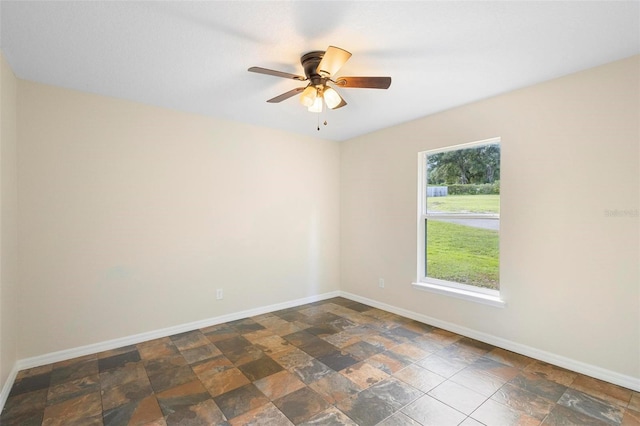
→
(301, 51, 328, 86)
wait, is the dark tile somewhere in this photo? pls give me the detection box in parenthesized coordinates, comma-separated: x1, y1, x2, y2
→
(336, 389, 397, 426)
(492, 382, 556, 420)
(198, 366, 251, 397)
(305, 325, 340, 337)
(290, 358, 334, 384)
(511, 371, 568, 402)
(46, 374, 100, 405)
(558, 388, 625, 425)
(101, 375, 153, 411)
(50, 358, 99, 387)
(300, 339, 340, 358)
(343, 341, 383, 361)
(0, 388, 47, 425)
(179, 343, 222, 364)
(214, 383, 270, 420)
(157, 380, 225, 424)
(170, 330, 211, 351)
(273, 387, 330, 424)
(228, 318, 267, 334)
(146, 364, 198, 393)
(215, 335, 264, 365)
(8, 371, 51, 397)
(317, 350, 359, 371)
(283, 330, 318, 347)
(344, 301, 372, 312)
(309, 372, 362, 404)
(103, 395, 164, 426)
(237, 356, 284, 381)
(383, 326, 423, 343)
(367, 377, 424, 409)
(98, 350, 141, 372)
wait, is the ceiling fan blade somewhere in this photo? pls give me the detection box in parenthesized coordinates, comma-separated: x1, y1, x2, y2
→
(266, 87, 306, 103)
(248, 66, 306, 81)
(335, 76, 392, 89)
(332, 98, 347, 109)
(317, 46, 352, 77)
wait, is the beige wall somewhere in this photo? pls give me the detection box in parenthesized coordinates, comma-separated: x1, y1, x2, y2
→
(341, 56, 639, 380)
(0, 53, 19, 386)
(17, 81, 340, 358)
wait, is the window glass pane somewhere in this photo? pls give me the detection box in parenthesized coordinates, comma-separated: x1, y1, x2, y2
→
(426, 144, 500, 215)
(426, 218, 500, 290)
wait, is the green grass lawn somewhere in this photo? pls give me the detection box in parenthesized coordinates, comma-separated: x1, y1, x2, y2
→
(428, 194, 500, 214)
(426, 219, 499, 289)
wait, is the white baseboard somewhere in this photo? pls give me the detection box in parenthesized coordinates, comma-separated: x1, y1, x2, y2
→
(0, 290, 340, 410)
(340, 291, 640, 392)
(0, 364, 20, 413)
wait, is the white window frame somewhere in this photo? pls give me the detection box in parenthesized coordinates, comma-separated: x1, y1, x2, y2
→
(413, 138, 505, 308)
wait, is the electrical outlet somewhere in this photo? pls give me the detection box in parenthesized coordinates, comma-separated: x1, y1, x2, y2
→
(378, 278, 385, 288)
(216, 289, 223, 300)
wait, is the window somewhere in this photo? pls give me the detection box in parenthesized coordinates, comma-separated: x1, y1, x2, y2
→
(415, 138, 504, 307)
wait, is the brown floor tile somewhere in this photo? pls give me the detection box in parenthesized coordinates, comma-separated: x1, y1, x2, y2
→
(179, 343, 222, 364)
(136, 339, 180, 361)
(485, 347, 536, 370)
(213, 383, 270, 420)
(254, 370, 306, 400)
(169, 330, 211, 351)
(228, 402, 293, 426)
(41, 391, 102, 426)
(622, 408, 640, 426)
(630, 393, 640, 411)
(237, 355, 284, 381)
(273, 387, 330, 424)
(558, 388, 625, 425)
(524, 361, 579, 386)
(492, 382, 556, 420)
(46, 374, 100, 406)
(0, 388, 48, 425)
(198, 366, 251, 397)
(309, 371, 362, 404)
(49, 358, 99, 387)
(103, 395, 165, 426)
(156, 380, 225, 425)
(569, 374, 633, 408)
(340, 361, 390, 389)
(3, 297, 634, 426)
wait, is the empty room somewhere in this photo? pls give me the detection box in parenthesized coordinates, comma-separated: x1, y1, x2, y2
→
(0, 1, 638, 425)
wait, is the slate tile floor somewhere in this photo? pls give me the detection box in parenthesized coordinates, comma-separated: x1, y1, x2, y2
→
(2, 297, 639, 425)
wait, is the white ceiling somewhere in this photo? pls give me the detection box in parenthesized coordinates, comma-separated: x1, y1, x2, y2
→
(1, 1, 638, 142)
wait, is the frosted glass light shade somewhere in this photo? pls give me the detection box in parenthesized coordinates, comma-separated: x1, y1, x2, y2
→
(308, 96, 323, 112)
(300, 86, 317, 107)
(323, 87, 341, 109)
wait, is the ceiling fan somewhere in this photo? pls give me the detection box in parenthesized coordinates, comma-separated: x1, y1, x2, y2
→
(248, 46, 391, 112)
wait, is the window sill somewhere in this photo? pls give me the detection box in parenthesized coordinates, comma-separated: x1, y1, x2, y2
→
(412, 281, 506, 308)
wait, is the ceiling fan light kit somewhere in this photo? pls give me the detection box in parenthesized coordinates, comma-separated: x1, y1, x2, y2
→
(248, 45, 391, 115)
